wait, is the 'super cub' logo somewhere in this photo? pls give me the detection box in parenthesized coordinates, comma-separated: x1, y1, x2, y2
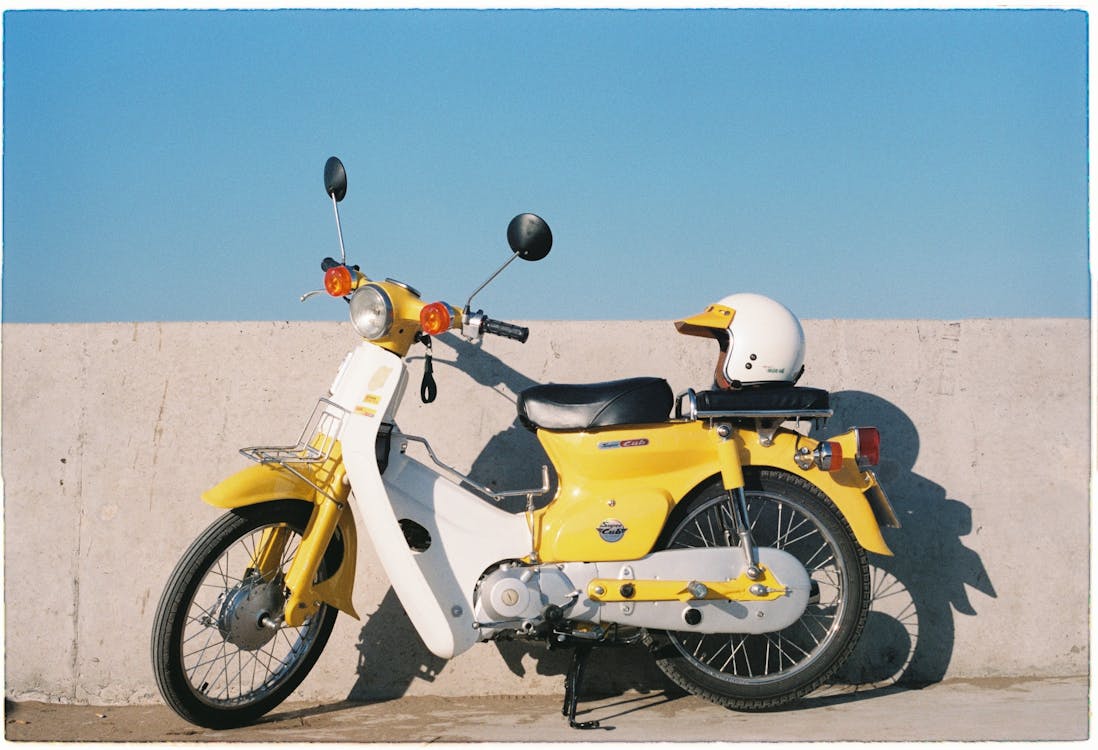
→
(597, 519, 627, 543)
(597, 438, 650, 450)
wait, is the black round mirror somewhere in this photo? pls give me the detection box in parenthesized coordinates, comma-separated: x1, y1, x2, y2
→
(507, 213, 552, 261)
(324, 156, 347, 202)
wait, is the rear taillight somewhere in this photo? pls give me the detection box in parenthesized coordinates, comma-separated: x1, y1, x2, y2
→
(855, 427, 880, 468)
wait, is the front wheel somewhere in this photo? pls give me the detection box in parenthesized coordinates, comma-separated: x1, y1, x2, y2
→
(648, 469, 870, 710)
(151, 500, 339, 728)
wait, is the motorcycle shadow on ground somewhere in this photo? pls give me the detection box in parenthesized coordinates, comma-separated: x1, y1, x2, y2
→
(345, 342, 995, 722)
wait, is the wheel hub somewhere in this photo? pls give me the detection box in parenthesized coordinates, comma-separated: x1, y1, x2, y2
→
(216, 576, 284, 651)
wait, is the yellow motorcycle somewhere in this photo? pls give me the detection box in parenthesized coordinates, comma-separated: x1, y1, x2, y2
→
(151, 157, 898, 729)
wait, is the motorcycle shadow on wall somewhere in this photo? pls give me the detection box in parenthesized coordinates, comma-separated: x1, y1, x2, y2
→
(347, 340, 995, 719)
(802, 390, 997, 707)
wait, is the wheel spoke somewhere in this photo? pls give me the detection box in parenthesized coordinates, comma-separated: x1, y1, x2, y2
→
(800, 541, 834, 571)
(691, 518, 712, 547)
(720, 636, 741, 673)
(184, 629, 224, 680)
(794, 613, 831, 645)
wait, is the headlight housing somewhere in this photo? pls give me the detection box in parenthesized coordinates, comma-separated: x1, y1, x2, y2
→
(349, 284, 393, 340)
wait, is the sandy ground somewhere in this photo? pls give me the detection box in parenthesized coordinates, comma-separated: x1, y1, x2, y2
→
(4, 675, 1089, 743)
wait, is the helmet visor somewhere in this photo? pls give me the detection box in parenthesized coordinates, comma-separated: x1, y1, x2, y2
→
(674, 303, 735, 338)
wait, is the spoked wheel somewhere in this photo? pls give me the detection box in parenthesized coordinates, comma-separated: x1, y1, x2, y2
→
(648, 469, 870, 710)
(151, 500, 339, 728)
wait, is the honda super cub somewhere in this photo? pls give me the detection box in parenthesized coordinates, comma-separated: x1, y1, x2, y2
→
(151, 157, 898, 730)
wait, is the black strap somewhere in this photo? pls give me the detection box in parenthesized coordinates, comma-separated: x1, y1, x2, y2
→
(420, 336, 437, 404)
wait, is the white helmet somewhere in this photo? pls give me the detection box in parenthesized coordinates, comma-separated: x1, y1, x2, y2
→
(675, 293, 806, 389)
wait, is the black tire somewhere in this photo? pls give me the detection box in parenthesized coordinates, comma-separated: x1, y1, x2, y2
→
(151, 500, 339, 728)
(648, 468, 869, 710)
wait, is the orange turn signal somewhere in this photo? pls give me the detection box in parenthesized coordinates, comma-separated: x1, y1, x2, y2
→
(419, 302, 452, 335)
(822, 441, 843, 472)
(324, 265, 354, 297)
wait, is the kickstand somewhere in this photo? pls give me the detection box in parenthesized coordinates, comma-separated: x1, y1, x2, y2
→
(562, 644, 601, 730)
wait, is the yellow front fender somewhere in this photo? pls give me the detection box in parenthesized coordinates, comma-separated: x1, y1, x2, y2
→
(202, 463, 360, 619)
(203, 462, 337, 508)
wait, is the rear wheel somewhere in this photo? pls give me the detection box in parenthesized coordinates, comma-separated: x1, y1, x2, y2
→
(649, 469, 869, 710)
(151, 501, 339, 728)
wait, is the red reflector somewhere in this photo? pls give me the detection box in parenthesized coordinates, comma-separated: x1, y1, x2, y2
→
(856, 428, 880, 467)
(825, 441, 843, 472)
(324, 265, 354, 297)
(419, 302, 452, 335)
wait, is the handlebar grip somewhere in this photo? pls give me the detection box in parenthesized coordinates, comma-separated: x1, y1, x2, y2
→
(483, 317, 529, 343)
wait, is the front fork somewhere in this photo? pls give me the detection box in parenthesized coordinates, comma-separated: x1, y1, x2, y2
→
(283, 496, 345, 626)
(714, 422, 762, 575)
(249, 492, 350, 628)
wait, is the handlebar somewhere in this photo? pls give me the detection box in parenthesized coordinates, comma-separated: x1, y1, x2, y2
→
(463, 309, 529, 343)
(483, 317, 529, 343)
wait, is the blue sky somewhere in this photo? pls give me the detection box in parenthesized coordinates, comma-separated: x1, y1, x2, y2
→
(1, 7, 1090, 323)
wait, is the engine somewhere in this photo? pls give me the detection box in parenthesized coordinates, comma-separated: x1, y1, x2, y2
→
(472, 562, 596, 637)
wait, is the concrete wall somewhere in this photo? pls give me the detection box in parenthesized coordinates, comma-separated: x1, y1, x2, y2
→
(1, 318, 1090, 705)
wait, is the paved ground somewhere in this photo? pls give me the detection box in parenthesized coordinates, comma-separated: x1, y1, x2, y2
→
(4, 676, 1089, 743)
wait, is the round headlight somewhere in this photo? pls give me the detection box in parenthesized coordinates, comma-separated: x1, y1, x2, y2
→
(348, 285, 393, 340)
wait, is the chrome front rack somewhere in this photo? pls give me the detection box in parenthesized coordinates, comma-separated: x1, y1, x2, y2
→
(240, 397, 349, 503)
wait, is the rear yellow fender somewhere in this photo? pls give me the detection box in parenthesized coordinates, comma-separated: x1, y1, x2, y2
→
(740, 429, 894, 556)
(202, 463, 360, 619)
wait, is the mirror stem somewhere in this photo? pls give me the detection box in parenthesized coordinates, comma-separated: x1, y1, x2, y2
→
(465, 251, 519, 313)
(331, 193, 347, 265)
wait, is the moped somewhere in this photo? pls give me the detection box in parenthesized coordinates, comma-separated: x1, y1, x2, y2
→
(151, 157, 898, 729)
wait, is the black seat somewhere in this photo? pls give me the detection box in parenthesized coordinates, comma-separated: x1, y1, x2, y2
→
(695, 385, 830, 414)
(518, 377, 674, 431)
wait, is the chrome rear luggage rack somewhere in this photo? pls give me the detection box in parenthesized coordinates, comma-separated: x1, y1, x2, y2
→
(676, 388, 833, 446)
